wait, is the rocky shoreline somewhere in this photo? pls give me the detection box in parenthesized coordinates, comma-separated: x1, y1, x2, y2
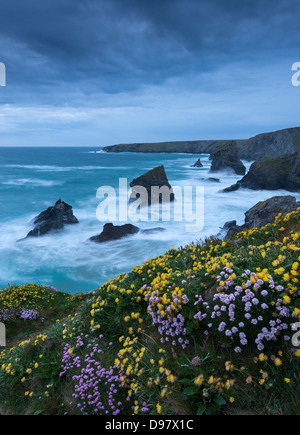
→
(18, 128, 300, 245)
(19, 140, 300, 245)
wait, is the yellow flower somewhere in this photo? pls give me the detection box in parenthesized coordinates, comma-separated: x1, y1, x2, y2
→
(156, 403, 162, 414)
(274, 358, 282, 367)
(284, 378, 291, 384)
(195, 374, 204, 387)
(229, 397, 235, 403)
(275, 267, 285, 275)
(208, 376, 214, 385)
(258, 353, 267, 362)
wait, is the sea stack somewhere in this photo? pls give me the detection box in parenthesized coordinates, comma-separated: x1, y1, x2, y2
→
(129, 165, 175, 207)
(26, 199, 79, 238)
(210, 141, 246, 176)
(190, 158, 203, 168)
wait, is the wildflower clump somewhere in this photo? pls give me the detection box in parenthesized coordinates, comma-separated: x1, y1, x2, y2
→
(0, 208, 300, 415)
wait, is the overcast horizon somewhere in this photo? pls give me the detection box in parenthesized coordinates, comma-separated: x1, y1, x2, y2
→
(0, 0, 300, 147)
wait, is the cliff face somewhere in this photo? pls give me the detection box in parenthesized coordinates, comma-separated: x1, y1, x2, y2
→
(238, 127, 300, 161)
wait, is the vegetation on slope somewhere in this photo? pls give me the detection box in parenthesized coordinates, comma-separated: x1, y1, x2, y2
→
(1, 210, 300, 415)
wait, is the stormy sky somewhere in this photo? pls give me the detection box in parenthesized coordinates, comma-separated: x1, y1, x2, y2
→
(0, 0, 299, 147)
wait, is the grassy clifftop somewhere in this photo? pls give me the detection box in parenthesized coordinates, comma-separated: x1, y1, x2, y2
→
(1, 210, 300, 415)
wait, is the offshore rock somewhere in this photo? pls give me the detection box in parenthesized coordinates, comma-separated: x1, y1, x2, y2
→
(190, 158, 203, 168)
(90, 223, 165, 243)
(129, 165, 175, 207)
(26, 199, 79, 238)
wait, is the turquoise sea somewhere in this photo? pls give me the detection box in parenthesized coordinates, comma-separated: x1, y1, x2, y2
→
(0, 147, 299, 294)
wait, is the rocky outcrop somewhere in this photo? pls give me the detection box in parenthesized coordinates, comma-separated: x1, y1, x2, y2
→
(209, 141, 246, 176)
(90, 223, 165, 243)
(219, 196, 300, 238)
(130, 165, 175, 206)
(223, 152, 300, 193)
(190, 158, 203, 168)
(26, 199, 79, 238)
(238, 127, 300, 161)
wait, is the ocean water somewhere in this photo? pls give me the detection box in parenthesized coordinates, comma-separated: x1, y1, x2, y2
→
(0, 147, 299, 294)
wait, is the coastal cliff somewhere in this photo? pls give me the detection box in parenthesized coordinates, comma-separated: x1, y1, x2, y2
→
(102, 126, 300, 161)
(102, 139, 246, 155)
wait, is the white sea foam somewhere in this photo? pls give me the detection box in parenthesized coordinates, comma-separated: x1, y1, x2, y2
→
(3, 164, 127, 172)
(1, 151, 300, 294)
(1, 178, 62, 187)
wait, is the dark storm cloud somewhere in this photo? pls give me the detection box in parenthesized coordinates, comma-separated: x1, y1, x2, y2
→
(0, 0, 299, 146)
(1, 0, 300, 94)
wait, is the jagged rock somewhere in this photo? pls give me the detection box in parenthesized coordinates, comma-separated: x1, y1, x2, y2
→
(190, 158, 203, 168)
(209, 141, 246, 176)
(129, 165, 175, 207)
(219, 196, 300, 238)
(90, 223, 165, 243)
(26, 199, 79, 238)
(223, 152, 300, 193)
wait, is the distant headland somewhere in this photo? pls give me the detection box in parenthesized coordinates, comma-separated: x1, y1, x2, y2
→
(102, 126, 300, 162)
